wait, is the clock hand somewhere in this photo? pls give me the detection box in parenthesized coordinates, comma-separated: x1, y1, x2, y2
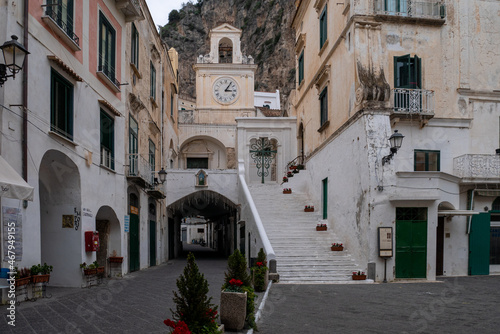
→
(225, 84, 232, 92)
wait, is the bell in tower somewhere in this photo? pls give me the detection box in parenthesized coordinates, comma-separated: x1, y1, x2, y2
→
(218, 38, 233, 64)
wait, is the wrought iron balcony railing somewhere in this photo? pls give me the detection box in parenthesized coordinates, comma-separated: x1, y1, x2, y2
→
(453, 155, 500, 180)
(392, 88, 434, 115)
(374, 0, 445, 20)
(44, 4, 80, 47)
(126, 153, 153, 187)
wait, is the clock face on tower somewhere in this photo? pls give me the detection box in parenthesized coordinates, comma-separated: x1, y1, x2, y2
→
(213, 77, 239, 104)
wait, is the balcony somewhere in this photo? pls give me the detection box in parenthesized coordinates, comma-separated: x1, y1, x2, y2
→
(374, 0, 446, 25)
(453, 155, 500, 182)
(390, 88, 434, 126)
(126, 153, 153, 188)
(97, 64, 121, 93)
(115, 0, 144, 22)
(41, 3, 80, 51)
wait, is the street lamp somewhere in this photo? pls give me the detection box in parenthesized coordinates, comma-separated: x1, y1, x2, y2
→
(382, 130, 404, 165)
(158, 168, 167, 184)
(0, 35, 30, 87)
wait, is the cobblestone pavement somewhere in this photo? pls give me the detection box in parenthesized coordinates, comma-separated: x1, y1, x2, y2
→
(258, 276, 500, 334)
(3, 250, 500, 334)
(0, 245, 229, 333)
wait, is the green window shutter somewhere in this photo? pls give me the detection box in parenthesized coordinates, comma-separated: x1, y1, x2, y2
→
(320, 5, 327, 49)
(414, 55, 422, 89)
(66, 0, 74, 35)
(298, 51, 304, 85)
(322, 178, 328, 219)
(100, 110, 115, 169)
(394, 54, 411, 88)
(50, 69, 74, 140)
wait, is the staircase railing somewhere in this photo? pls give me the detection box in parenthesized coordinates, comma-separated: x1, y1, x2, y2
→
(281, 155, 305, 184)
(238, 160, 277, 274)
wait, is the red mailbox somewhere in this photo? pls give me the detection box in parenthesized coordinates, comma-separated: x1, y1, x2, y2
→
(85, 231, 99, 252)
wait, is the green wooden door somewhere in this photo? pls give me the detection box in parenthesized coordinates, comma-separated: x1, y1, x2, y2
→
(130, 214, 140, 272)
(396, 208, 427, 278)
(469, 212, 490, 275)
(150, 220, 156, 267)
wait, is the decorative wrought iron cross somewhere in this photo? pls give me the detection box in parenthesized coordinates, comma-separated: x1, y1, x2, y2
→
(250, 138, 277, 184)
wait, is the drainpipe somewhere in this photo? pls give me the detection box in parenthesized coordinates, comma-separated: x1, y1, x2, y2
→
(22, 0, 29, 182)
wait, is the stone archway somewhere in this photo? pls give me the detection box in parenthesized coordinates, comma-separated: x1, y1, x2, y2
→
(39, 150, 81, 287)
(95, 206, 121, 276)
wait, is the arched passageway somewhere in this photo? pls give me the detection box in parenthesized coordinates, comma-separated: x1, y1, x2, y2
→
(167, 190, 238, 259)
(39, 150, 81, 287)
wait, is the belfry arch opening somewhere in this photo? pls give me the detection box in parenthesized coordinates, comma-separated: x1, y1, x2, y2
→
(167, 190, 238, 258)
(219, 37, 233, 63)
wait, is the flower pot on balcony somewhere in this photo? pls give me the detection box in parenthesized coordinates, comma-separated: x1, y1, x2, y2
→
(220, 291, 247, 331)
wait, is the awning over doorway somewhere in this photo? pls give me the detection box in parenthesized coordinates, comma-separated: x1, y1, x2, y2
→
(0, 156, 34, 201)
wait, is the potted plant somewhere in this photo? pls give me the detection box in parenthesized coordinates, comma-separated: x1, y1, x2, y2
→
(283, 188, 292, 194)
(331, 243, 343, 251)
(352, 271, 366, 280)
(287, 171, 293, 177)
(316, 223, 327, 231)
(289, 165, 297, 170)
(80, 262, 97, 276)
(292, 168, 299, 174)
(252, 248, 268, 292)
(221, 249, 255, 331)
(165, 252, 220, 334)
(15, 267, 31, 287)
(282, 176, 288, 183)
(31, 263, 52, 284)
(305, 205, 314, 212)
(109, 250, 123, 263)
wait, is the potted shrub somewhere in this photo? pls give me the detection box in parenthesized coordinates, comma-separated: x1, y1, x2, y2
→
(165, 252, 220, 334)
(305, 205, 314, 212)
(352, 271, 366, 280)
(252, 248, 268, 292)
(283, 188, 292, 194)
(316, 223, 327, 231)
(331, 243, 343, 251)
(287, 171, 293, 177)
(221, 249, 255, 331)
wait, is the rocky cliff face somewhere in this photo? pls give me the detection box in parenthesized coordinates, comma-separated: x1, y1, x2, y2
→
(160, 0, 296, 107)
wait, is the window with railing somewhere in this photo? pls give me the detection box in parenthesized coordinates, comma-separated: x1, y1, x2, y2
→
(98, 12, 118, 87)
(100, 109, 114, 170)
(44, 0, 79, 46)
(374, 0, 445, 19)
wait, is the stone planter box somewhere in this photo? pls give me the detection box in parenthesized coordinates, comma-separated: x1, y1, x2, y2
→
(220, 291, 247, 331)
(331, 246, 343, 251)
(352, 274, 366, 281)
(316, 225, 327, 231)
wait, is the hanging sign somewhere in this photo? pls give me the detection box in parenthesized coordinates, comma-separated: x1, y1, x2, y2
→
(378, 227, 393, 257)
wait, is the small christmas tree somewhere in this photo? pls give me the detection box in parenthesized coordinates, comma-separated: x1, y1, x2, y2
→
(222, 249, 256, 329)
(167, 252, 219, 333)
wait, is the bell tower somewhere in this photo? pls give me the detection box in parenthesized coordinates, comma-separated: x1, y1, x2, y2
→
(193, 23, 257, 122)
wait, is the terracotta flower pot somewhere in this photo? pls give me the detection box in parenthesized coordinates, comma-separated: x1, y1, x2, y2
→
(283, 189, 292, 194)
(352, 274, 366, 280)
(331, 246, 343, 251)
(109, 257, 123, 263)
(305, 208, 314, 212)
(84, 268, 97, 276)
(316, 226, 327, 231)
(220, 291, 247, 331)
(31, 274, 50, 284)
(15, 276, 31, 287)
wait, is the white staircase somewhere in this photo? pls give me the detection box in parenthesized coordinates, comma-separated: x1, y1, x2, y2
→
(248, 182, 372, 284)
